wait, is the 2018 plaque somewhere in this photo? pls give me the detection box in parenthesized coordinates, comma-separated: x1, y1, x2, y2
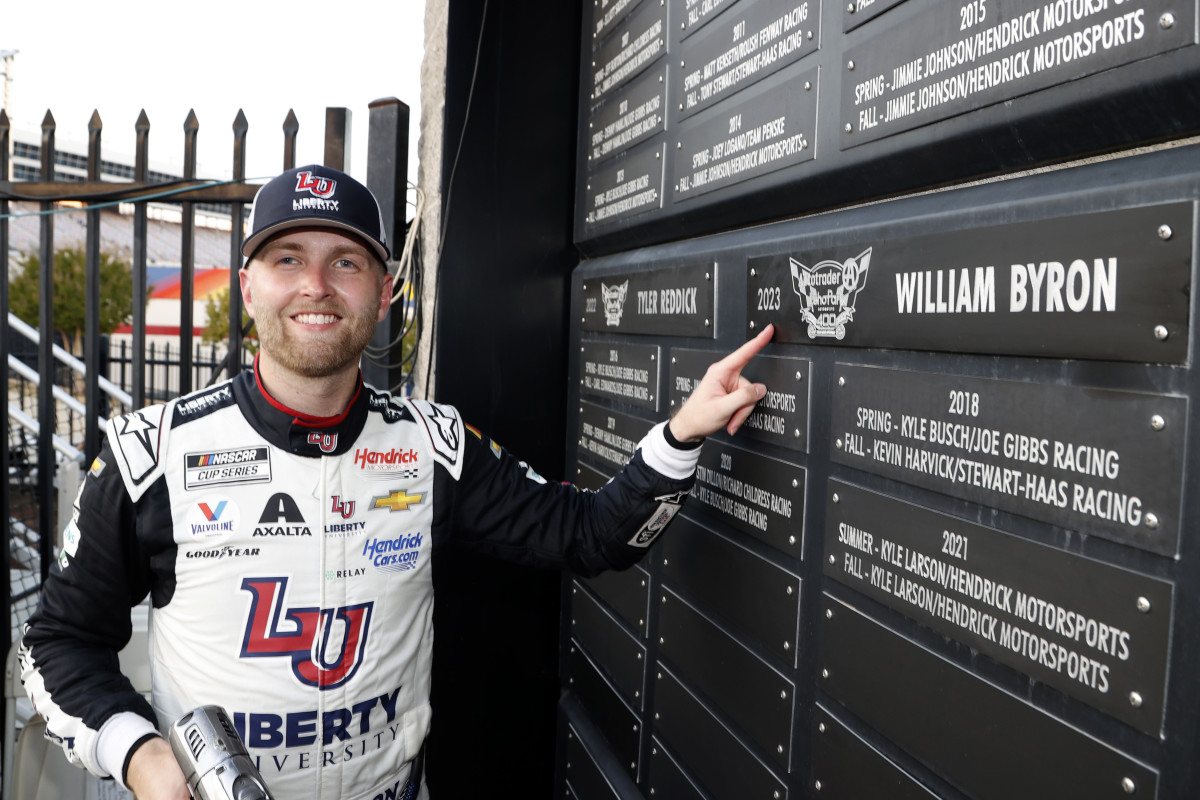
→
(747, 202, 1192, 363)
(580, 339, 661, 411)
(669, 348, 811, 451)
(830, 364, 1187, 555)
(840, 0, 1193, 146)
(580, 262, 716, 336)
(823, 480, 1173, 735)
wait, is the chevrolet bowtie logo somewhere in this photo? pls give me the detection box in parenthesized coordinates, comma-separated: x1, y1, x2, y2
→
(371, 490, 424, 512)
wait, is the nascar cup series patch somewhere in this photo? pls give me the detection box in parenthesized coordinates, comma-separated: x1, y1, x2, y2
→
(628, 489, 689, 548)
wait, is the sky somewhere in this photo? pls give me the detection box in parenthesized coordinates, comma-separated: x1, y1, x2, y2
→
(2, 0, 426, 191)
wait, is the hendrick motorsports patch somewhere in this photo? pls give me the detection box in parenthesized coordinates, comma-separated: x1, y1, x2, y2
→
(185, 446, 272, 490)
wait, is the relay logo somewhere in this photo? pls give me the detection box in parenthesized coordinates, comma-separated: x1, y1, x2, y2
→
(240, 577, 373, 689)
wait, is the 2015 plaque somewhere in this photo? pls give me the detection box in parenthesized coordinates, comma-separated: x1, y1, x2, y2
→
(591, 0, 666, 103)
(669, 348, 811, 452)
(689, 439, 805, 555)
(580, 262, 716, 336)
(830, 364, 1187, 555)
(580, 339, 661, 411)
(823, 480, 1173, 735)
(578, 401, 655, 473)
(746, 202, 1192, 363)
(840, 0, 1193, 146)
(819, 594, 1159, 800)
(672, 65, 817, 201)
(674, 0, 818, 122)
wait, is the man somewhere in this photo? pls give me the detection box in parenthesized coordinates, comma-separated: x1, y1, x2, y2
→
(20, 165, 773, 800)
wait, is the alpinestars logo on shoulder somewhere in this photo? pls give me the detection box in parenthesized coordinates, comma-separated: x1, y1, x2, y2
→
(790, 248, 872, 340)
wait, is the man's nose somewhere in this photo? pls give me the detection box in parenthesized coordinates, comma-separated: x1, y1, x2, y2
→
(298, 264, 333, 296)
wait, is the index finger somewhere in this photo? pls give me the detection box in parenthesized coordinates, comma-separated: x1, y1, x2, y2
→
(711, 323, 774, 377)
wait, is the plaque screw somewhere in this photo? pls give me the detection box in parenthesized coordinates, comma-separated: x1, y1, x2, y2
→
(792, 479, 799, 488)
(1129, 692, 1143, 708)
(750, 267, 757, 277)
(784, 641, 791, 650)
(1160, 11, 1175, 28)
(826, 609, 833, 619)
(845, 123, 853, 133)
(1137, 596, 1152, 613)
(796, 371, 803, 380)
(833, 493, 840, 503)
(787, 585, 794, 595)
(789, 535, 796, 544)
(680, 61, 685, 68)
(819, 722, 827, 732)
(794, 428, 801, 438)
(777, 745, 784, 754)
(805, 81, 812, 91)
(1150, 415, 1165, 431)
(847, 1, 855, 10)
(828, 554, 836, 565)
(847, 60, 855, 70)
(1122, 777, 1136, 794)
(815, 781, 822, 792)
(808, 30, 814, 40)
(821, 668, 830, 679)
(676, 142, 682, 149)
(839, 376, 846, 387)
(1158, 224, 1173, 240)
(781, 689, 788, 699)
(706, 272, 711, 280)
(1154, 325, 1169, 341)
(1144, 512, 1160, 529)
(750, 320, 757, 329)
(705, 319, 711, 327)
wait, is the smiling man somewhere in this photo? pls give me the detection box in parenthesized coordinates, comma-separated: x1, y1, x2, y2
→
(19, 165, 774, 800)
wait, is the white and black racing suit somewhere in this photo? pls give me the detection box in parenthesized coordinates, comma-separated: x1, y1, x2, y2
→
(20, 363, 698, 800)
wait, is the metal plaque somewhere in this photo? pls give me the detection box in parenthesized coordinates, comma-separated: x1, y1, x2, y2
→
(659, 588, 795, 772)
(811, 706, 939, 800)
(565, 723, 621, 800)
(843, 0, 908, 32)
(580, 339, 661, 411)
(591, 0, 667, 103)
(575, 460, 613, 491)
(654, 666, 788, 800)
(570, 584, 647, 707)
(669, 348, 811, 451)
(841, 0, 1194, 146)
(746, 202, 1192, 363)
(578, 401, 655, 474)
(818, 593, 1160, 800)
(587, 60, 667, 166)
(577, 568, 651, 638)
(830, 364, 1187, 555)
(593, 0, 647, 45)
(648, 738, 707, 800)
(662, 517, 801, 666)
(673, 64, 818, 200)
(675, 0, 741, 41)
(580, 262, 716, 336)
(674, 0, 819, 121)
(690, 439, 805, 555)
(584, 140, 665, 228)
(566, 643, 641, 774)
(823, 480, 1173, 736)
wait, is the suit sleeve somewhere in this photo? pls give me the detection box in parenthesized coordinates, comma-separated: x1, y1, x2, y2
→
(441, 420, 699, 575)
(19, 441, 161, 784)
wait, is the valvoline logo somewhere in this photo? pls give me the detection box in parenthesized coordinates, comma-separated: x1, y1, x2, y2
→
(186, 496, 239, 542)
(240, 577, 372, 689)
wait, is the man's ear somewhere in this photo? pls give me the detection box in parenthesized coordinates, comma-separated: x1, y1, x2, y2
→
(378, 270, 395, 322)
(239, 267, 255, 317)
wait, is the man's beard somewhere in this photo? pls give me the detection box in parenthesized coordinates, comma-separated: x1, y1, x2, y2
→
(252, 298, 378, 379)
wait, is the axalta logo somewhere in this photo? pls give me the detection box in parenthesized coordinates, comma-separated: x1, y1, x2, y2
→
(187, 496, 239, 541)
(362, 532, 424, 573)
(354, 448, 418, 470)
(295, 170, 336, 199)
(240, 577, 372, 689)
(254, 493, 312, 537)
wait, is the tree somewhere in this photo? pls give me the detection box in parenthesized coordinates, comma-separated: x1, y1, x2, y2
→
(201, 287, 258, 355)
(8, 247, 137, 354)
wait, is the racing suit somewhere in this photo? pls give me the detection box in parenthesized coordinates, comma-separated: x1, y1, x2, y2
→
(20, 364, 698, 800)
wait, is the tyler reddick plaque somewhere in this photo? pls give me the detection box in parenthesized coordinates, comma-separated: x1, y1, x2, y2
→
(581, 263, 716, 337)
(824, 481, 1172, 736)
(830, 364, 1186, 556)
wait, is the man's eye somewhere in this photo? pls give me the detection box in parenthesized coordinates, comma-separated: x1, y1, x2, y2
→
(335, 259, 361, 270)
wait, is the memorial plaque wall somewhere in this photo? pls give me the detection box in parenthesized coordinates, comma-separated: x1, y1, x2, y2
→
(561, 0, 1200, 796)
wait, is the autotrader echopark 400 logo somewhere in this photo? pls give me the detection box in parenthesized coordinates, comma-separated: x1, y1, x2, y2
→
(789, 248, 872, 340)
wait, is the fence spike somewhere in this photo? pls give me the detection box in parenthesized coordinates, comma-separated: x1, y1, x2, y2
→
(283, 109, 299, 171)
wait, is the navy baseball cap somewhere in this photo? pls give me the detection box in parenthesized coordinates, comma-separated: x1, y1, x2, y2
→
(242, 164, 391, 264)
